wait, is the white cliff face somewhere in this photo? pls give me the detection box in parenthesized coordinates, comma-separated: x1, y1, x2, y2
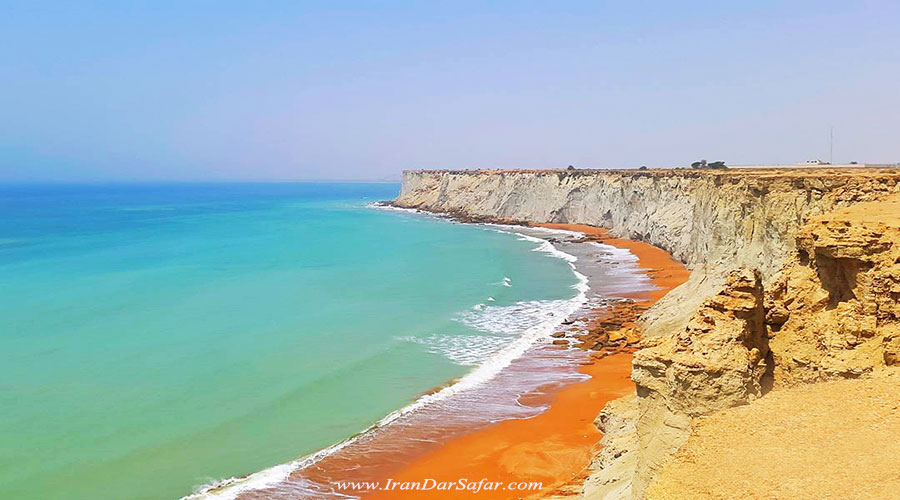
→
(396, 168, 900, 500)
(396, 169, 900, 337)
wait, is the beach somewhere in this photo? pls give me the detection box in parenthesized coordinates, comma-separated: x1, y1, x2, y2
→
(364, 224, 689, 499)
(198, 217, 687, 500)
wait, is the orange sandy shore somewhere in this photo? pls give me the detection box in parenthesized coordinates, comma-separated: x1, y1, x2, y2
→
(369, 224, 689, 499)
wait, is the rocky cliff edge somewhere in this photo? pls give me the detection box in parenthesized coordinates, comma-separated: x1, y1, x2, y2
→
(393, 168, 900, 499)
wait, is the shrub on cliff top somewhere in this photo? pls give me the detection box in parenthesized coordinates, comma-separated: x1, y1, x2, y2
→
(690, 160, 728, 169)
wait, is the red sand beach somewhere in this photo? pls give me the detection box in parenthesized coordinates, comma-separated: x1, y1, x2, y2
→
(367, 224, 689, 499)
(236, 223, 689, 500)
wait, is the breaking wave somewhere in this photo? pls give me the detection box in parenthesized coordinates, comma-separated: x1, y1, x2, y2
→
(184, 226, 588, 500)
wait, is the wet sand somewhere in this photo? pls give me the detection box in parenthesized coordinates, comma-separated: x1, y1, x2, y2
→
(369, 355, 633, 499)
(368, 224, 689, 499)
(539, 223, 690, 305)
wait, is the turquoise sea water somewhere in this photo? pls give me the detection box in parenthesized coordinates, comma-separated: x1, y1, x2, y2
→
(0, 183, 580, 500)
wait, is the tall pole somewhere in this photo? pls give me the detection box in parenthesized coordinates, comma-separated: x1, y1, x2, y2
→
(829, 126, 834, 164)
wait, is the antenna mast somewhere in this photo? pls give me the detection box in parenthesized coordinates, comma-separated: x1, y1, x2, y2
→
(829, 126, 834, 164)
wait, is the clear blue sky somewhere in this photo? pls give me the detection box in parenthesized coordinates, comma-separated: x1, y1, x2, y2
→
(2, 1, 898, 181)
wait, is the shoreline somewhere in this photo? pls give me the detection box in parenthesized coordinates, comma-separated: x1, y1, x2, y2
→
(390, 169, 900, 500)
(193, 215, 687, 500)
(191, 215, 594, 499)
(366, 223, 689, 499)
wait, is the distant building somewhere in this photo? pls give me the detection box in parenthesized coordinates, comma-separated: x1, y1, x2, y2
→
(728, 162, 878, 169)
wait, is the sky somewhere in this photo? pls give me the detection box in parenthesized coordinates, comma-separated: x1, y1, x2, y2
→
(1, 1, 898, 182)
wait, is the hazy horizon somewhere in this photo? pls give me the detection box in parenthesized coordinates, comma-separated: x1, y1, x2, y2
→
(2, 1, 899, 182)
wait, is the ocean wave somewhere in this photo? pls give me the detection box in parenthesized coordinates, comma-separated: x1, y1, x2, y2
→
(366, 202, 418, 213)
(587, 242, 657, 292)
(367, 202, 448, 219)
(457, 298, 579, 336)
(184, 221, 589, 500)
(506, 224, 585, 238)
(118, 205, 178, 212)
(489, 225, 580, 263)
(396, 334, 509, 366)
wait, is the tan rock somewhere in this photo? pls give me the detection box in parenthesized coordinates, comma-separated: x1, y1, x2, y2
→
(583, 395, 640, 500)
(767, 194, 900, 384)
(633, 268, 770, 415)
(630, 268, 770, 497)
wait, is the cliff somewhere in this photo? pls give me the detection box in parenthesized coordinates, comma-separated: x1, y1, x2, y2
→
(396, 168, 900, 338)
(766, 194, 900, 383)
(639, 192, 900, 500)
(394, 168, 900, 499)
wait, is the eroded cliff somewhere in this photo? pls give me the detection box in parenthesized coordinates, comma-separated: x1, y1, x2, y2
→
(766, 195, 900, 383)
(396, 168, 900, 340)
(394, 168, 900, 499)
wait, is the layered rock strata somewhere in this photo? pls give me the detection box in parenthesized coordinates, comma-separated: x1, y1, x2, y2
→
(630, 268, 771, 497)
(395, 169, 900, 338)
(393, 168, 900, 499)
(766, 195, 900, 384)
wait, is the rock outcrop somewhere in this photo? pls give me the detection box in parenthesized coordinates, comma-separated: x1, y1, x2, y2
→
(633, 268, 770, 415)
(765, 194, 900, 384)
(580, 396, 640, 500)
(626, 194, 900, 498)
(629, 268, 771, 497)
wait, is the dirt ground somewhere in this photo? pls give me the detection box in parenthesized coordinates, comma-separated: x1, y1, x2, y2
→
(647, 376, 900, 500)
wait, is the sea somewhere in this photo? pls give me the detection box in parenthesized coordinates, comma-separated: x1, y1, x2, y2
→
(0, 182, 609, 499)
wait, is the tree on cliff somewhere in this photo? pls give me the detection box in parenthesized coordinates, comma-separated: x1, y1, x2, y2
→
(691, 159, 727, 169)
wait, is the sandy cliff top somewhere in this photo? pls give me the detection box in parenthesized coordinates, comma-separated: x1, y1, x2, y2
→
(403, 167, 900, 178)
(646, 375, 900, 500)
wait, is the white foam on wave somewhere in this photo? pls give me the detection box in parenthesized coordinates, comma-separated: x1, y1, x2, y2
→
(457, 298, 579, 336)
(368, 202, 451, 221)
(506, 224, 585, 238)
(400, 293, 586, 367)
(397, 334, 509, 366)
(588, 242, 657, 293)
(518, 233, 578, 263)
(489, 225, 583, 263)
(590, 241, 638, 263)
(184, 225, 587, 500)
(367, 202, 419, 214)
